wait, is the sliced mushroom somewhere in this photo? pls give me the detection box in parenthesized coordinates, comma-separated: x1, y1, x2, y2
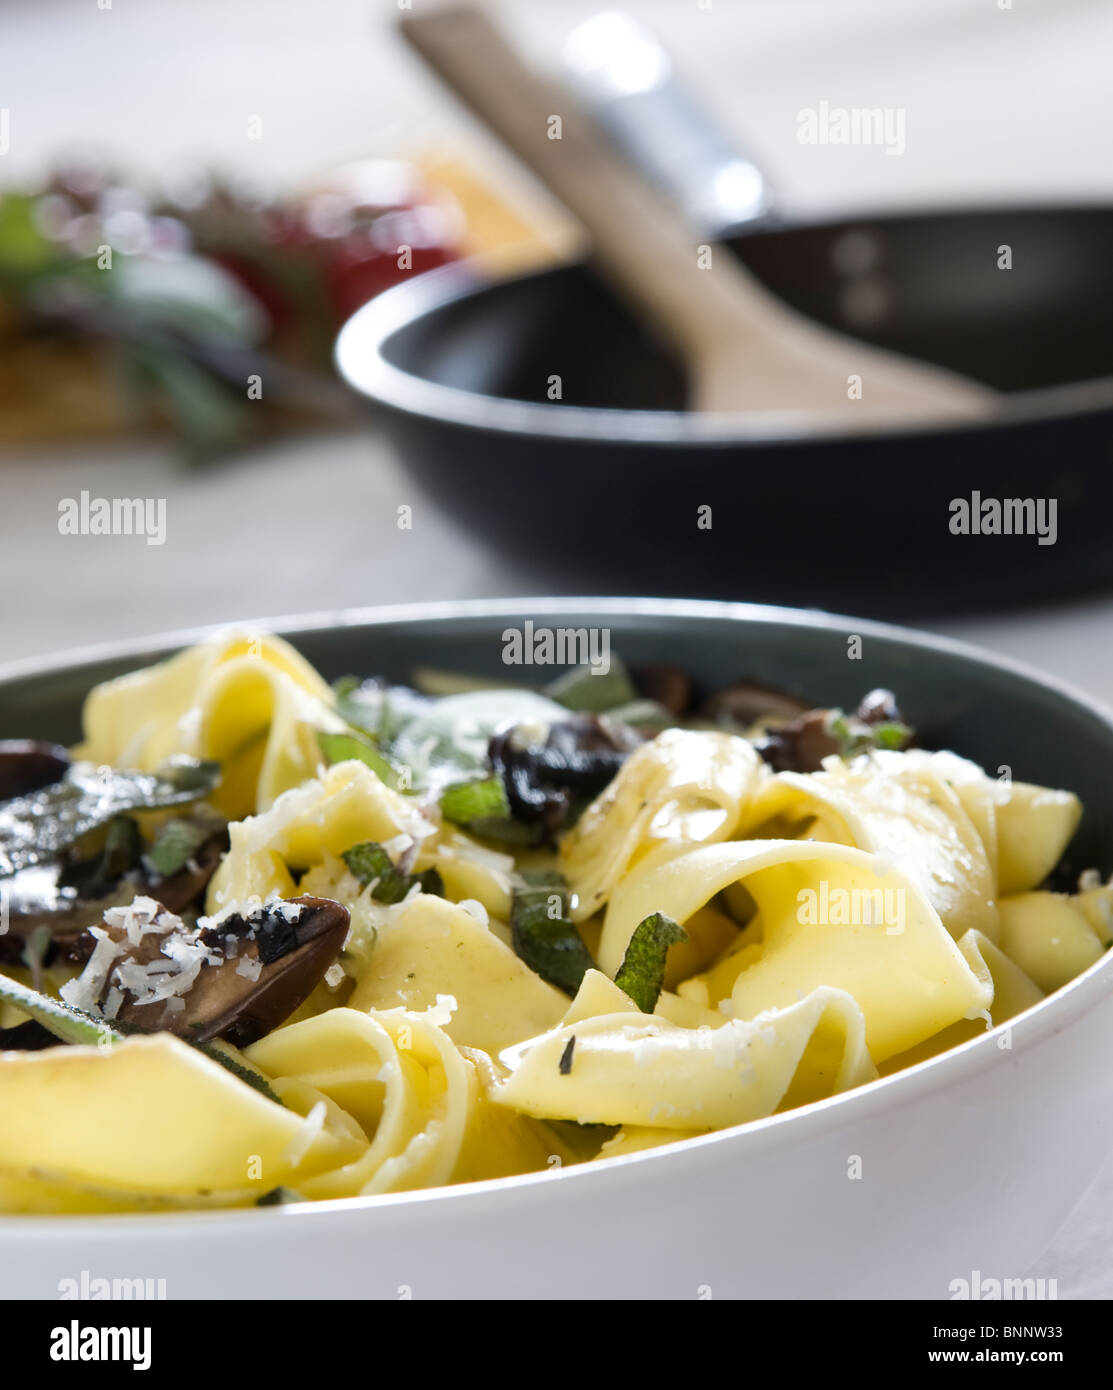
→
(0, 741, 70, 802)
(754, 710, 841, 773)
(490, 715, 643, 838)
(72, 894, 349, 1047)
(0, 863, 135, 967)
(700, 681, 813, 728)
(630, 664, 693, 717)
(755, 690, 914, 773)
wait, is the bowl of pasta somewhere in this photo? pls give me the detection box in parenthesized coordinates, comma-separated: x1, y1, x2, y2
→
(2, 597, 1112, 1300)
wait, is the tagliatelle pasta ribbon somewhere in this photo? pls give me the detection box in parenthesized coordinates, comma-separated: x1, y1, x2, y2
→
(206, 760, 436, 911)
(78, 631, 345, 819)
(601, 838, 993, 1062)
(0, 1033, 362, 1204)
(346, 893, 567, 1056)
(742, 751, 1000, 942)
(208, 761, 517, 928)
(246, 1006, 566, 1197)
(491, 983, 876, 1130)
(560, 729, 764, 923)
(0, 1005, 569, 1212)
(877, 927, 1045, 1074)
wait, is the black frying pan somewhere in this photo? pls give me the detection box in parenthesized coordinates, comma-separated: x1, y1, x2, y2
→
(337, 200, 1113, 618)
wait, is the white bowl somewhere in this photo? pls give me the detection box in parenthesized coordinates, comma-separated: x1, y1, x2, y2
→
(3, 598, 1111, 1299)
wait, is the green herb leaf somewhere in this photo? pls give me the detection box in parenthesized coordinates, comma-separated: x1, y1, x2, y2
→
(544, 657, 637, 714)
(440, 776, 510, 825)
(144, 816, 213, 879)
(158, 758, 223, 794)
(194, 1041, 283, 1104)
(61, 814, 143, 898)
(0, 758, 221, 879)
(126, 337, 250, 466)
(825, 711, 913, 759)
(332, 677, 431, 749)
(601, 698, 673, 730)
(391, 690, 567, 788)
(317, 729, 400, 789)
(872, 720, 913, 751)
(465, 817, 541, 846)
(332, 676, 376, 735)
(256, 1186, 305, 1206)
(0, 972, 121, 1048)
(439, 777, 541, 846)
(411, 667, 524, 697)
(614, 912, 688, 1014)
(341, 841, 443, 905)
(0, 192, 66, 281)
(510, 870, 594, 995)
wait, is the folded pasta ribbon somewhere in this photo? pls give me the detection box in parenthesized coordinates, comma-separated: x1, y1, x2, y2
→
(78, 631, 344, 819)
(492, 980, 876, 1130)
(560, 729, 763, 923)
(601, 839, 993, 1062)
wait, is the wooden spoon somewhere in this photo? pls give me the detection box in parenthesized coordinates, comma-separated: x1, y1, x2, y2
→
(400, 5, 996, 426)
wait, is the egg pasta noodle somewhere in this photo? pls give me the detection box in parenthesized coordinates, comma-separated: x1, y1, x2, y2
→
(0, 630, 1105, 1211)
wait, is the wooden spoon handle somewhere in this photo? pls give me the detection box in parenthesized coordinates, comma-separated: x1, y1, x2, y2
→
(401, 4, 995, 421)
(400, 4, 750, 358)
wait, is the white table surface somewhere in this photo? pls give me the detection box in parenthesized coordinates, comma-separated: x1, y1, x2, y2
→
(2, 0, 1112, 1297)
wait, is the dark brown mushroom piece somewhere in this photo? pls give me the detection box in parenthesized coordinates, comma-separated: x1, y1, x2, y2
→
(489, 714, 644, 839)
(0, 863, 135, 967)
(629, 664, 693, 717)
(700, 681, 813, 729)
(755, 690, 914, 773)
(753, 710, 842, 773)
(0, 741, 71, 802)
(74, 894, 349, 1047)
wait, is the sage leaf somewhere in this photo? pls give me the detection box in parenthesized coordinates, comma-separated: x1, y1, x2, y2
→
(0, 971, 121, 1048)
(510, 870, 594, 995)
(614, 913, 688, 1014)
(341, 841, 443, 905)
(0, 758, 221, 878)
(316, 730, 401, 790)
(144, 816, 215, 880)
(543, 657, 637, 714)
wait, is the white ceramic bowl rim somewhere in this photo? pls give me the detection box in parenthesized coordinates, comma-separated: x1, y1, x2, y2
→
(3, 595, 1112, 1234)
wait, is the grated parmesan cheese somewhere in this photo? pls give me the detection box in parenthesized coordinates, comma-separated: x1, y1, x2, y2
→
(425, 993, 458, 1027)
(456, 898, 489, 929)
(104, 896, 181, 947)
(113, 930, 220, 1009)
(59, 927, 125, 1015)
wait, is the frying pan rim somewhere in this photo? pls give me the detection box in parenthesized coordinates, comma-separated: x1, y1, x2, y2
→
(336, 207, 1113, 446)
